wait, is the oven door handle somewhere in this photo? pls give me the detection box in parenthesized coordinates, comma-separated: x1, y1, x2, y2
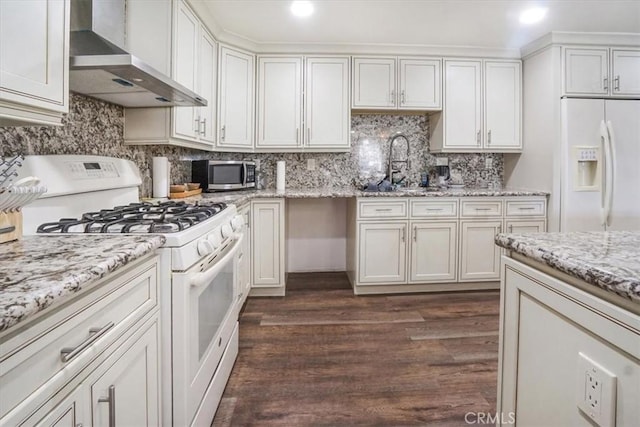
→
(190, 233, 244, 288)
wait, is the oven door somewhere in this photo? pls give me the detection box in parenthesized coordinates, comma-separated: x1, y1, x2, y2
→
(171, 234, 243, 424)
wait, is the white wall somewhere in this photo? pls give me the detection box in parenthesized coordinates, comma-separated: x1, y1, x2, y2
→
(286, 198, 347, 272)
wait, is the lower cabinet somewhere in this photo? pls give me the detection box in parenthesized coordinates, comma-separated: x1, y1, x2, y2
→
(358, 222, 407, 284)
(31, 386, 85, 427)
(505, 219, 545, 233)
(409, 221, 457, 283)
(251, 199, 285, 296)
(236, 203, 252, 309)
(459, 220, 503, 281)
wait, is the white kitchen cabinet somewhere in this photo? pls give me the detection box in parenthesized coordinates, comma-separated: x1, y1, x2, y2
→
(251, 199, 285, 295)
(563, 47, 640, 97)
(89, 320, 160, 427)
(217, 45, 255, 151)
(28, 386, 85, 427)
(124, 0, 215, 151)
(352, 56, 441, 110)
(505, 219, 546, 234)
(409, 221, 457, 283)
(256, 56, 303, 149)
(431, 59, 522, 153)
(459, 220, 502, 281)
(358, 222, 408, 284)
(236, 203, 252, 310)
(256, 56, 350, 152)
(0, 0, 69, 126)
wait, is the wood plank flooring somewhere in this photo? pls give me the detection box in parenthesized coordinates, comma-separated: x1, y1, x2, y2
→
(212, 272, 500, 426)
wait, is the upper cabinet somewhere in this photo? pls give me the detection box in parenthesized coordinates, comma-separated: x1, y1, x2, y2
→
(430, 59, 522, 153)
(0, 0, 70, 126)
(352, 56, 441, 110)
(217, 45, 255, 151)
(256, 55, 350, 152)
(124, 0, 216, 151)
(563, 47, 640, 97)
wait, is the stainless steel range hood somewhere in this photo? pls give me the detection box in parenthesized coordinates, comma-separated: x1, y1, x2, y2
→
(69, 0, 206, 108)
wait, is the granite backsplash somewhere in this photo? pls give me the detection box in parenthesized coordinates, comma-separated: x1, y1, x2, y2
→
(0, 94, 503, 197)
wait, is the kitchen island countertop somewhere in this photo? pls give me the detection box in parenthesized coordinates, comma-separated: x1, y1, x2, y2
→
(181, 186, 549, 206)
(0, 234, 165, 333)
(495, 231, 640, 305)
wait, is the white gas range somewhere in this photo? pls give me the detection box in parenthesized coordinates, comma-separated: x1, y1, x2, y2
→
(18, 155, 245, 426)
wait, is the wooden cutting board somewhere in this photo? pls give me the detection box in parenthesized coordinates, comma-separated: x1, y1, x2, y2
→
(169, 188, 202, 199)
(0, 211, 22, 244)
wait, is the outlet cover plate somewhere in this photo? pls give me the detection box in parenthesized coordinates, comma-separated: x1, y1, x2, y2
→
(307, 158, 316, 171)
(436, 157, 448, 166)
(576, 352, 617, 427)
(485, 157, 493, 169)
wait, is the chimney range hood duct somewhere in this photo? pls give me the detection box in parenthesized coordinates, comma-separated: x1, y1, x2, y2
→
(69, 0, 206, 108)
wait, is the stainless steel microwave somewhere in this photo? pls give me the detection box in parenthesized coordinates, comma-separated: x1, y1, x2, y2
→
(192, 160, 256, 192)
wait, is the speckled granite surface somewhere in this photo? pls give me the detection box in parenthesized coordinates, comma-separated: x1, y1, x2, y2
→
(190, 186, 549, 206)
(0, 234, 165, 332)
(496, 231, 640, 304)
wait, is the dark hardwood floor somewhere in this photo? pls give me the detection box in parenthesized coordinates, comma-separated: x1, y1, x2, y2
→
(212, 272, 500, 426)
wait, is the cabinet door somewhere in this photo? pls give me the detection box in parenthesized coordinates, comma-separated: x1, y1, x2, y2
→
(443, 60, 482, 150)
(352, 57, 396, 108)
(256, 57, 302, 149)
(172, 1, 199, 141)
(398, 58, 441, 110)
(358, 222, 407, 284)
(459, 220, 502, 281)
(409, 221, 457, 283)
(612, 49, 640, 96)
(505, 220, 546, 234)
(251, 200, 285, 288)
(29, 385, 86, 427)
(197, 29, 217, 145)
(484, 60, 521, 150)
(218, 46, 254, 149)
(0, 0, 69, 120)
(564, 48, 609, 95)
(90, 321, 159, 427)
(305, 57, 350, 150)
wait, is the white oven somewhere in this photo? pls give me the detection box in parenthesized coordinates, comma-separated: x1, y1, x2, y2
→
(171, 232, 244, 425)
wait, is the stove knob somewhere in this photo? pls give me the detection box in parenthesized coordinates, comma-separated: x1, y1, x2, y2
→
(197, 239, 214, 256)
(207, 232, 222, 249)
(221, 223, 233, 239)
(231, 215, 244, 231)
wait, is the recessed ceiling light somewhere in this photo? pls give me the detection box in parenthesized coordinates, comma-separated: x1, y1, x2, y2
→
(291, 1, 314, 18)
(519, 7, 547, 25)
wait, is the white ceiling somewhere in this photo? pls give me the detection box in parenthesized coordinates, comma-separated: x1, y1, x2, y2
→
(198, 0, 640, 50)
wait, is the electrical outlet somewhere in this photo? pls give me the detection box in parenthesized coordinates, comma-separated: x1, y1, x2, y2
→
(436, 157, 448, 166)
(485, 157, 493, 169)
(307, 158, 316, 171)
(576, 352, 617, 427)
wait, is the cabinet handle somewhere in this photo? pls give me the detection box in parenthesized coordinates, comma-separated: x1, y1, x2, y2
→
(413, 225, 417, 241)
(296, 127, 300, 145)
(194, 118, 201, 133)
(401, 227, 406, 242)
(426, 208, 443, 211)
(603, 77, 608, 91)
(498, 224, 502, 233)
(221, 125, 226, 141)
(518, 207, 535, 210)
(475, 208, 492, 211)
(60, 322, 115, 363)
(508, 224, 513, 232)
(476, 130, 481, 145)
(487, 130, 492, 145)
(390, 90, 395, 104)
(98, 385, 116, 427)
(401, 90, 406, 104)
(375, 208, 393, 212)
(614, 75, 620, 91)
(201, 118, 207, 136)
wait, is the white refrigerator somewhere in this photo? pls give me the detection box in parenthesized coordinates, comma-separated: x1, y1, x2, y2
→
(560, 98, 640, 231)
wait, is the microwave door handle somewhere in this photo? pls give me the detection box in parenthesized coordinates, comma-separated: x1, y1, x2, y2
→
(242, 163, 248, 187)
(190, 234, 244, 288)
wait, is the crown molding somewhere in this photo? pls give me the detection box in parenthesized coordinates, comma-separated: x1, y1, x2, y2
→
(521, 31, 640, 58)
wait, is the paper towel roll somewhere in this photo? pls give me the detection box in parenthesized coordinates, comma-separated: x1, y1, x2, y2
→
(276, 161, 286, 191)
(152, 157, 169, 198)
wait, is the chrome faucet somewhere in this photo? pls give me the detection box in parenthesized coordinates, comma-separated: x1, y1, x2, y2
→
(387, 133, 410, 185)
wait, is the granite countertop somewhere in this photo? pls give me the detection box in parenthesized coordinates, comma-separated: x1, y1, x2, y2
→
(190, 186, 549, 206)
(0, 234, 165, 333)
(496, 231, 640, 305)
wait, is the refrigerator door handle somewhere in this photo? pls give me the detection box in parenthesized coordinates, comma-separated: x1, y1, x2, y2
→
(599, 120, 611, 226)
(604, 120, 617, 227)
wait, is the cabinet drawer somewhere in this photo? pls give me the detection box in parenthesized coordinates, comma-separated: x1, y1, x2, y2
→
(505, 199, 546, 217)
(460, 199, 503, 217)
(358, 199, 408, 219)
(410, 199, 458, 218)
(0, 258, 158, 420)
